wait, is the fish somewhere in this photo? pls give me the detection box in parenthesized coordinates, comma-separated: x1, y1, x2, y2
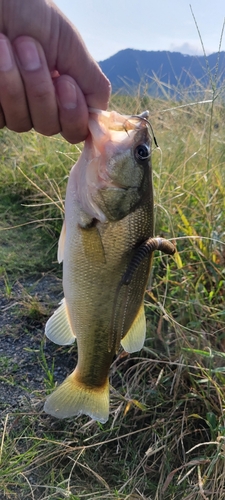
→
(44, 108, 175, 423)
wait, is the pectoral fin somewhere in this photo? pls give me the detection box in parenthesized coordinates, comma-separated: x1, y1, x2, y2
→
(45, 298, 76, 345)
(121, 304, 146, 353)
(57, 220, 66, 264)
(80, 225, 106, 264)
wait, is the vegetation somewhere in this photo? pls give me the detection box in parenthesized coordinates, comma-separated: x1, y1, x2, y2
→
(0, 74, 225, 499)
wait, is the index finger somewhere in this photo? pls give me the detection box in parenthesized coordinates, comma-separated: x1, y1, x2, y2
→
(1, 0, 111, 109)
(53, 10, 111, 109)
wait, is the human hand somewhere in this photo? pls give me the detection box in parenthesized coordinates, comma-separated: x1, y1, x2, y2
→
(0, 0, 111, 143)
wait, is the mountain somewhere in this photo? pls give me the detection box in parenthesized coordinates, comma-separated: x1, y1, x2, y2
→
(98, 49, 225, 96)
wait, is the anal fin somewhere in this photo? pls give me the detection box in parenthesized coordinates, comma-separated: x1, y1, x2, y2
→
(121, 304, 146, 353)
(45, 298, 76, 345)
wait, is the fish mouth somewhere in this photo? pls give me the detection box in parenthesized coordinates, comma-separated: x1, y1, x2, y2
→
(127, 111, 158, 148)
(88, 108, 149, 130)
(89, 108, 158, 147)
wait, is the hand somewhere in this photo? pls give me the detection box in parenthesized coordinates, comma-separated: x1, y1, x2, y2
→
(0, 0, 111, 143)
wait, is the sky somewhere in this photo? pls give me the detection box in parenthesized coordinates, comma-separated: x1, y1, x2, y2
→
(54, 0, 225, 62)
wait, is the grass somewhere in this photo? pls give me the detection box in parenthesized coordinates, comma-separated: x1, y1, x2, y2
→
(1, 73, 225, 499)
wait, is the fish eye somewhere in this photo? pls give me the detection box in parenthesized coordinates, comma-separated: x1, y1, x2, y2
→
(134, 143, 151, 162)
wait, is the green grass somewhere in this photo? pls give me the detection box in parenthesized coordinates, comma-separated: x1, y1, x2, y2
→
(1, 76, 225, 499)
(0, 131, 81, 277)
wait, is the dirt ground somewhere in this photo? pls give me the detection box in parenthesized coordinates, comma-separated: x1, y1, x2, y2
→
(0, 274, 76, 420)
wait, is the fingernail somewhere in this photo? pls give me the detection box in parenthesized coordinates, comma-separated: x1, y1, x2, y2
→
(0, 38, 13, 71)
(56, 79, 77, 109)
(15, 40, 41, 71)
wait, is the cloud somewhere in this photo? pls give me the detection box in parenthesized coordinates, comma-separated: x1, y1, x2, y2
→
(169, 42, 211, 56)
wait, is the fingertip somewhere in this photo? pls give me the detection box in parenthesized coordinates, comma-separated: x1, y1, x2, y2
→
(0, 104, 5, 128)
(86, 67, 111, 110)
(54, 75, 89, 143)
(100, 72, 112, 109)
(54, 75, 78, 110)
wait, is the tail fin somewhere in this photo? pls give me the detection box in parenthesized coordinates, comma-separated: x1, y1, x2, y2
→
(44, 370, 109, 423)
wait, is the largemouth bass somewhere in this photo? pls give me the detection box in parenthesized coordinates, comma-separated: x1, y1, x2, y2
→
(44, 109, 175, 423)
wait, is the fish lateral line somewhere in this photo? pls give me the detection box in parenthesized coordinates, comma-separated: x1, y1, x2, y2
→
(121, 237, 176, 286)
